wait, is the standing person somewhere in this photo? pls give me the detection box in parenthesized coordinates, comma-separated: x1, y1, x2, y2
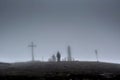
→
(52, 54, 56, 62)
(56, 51, 61, 62)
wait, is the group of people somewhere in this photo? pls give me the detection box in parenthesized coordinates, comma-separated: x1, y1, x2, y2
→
(50, 51, 61, 62)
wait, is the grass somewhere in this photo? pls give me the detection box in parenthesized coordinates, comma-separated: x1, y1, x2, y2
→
(0, 61, 120, 79)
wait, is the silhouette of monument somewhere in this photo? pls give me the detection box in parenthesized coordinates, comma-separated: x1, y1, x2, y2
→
(28, 42, 36, 61)
(67, 45, 72, 61)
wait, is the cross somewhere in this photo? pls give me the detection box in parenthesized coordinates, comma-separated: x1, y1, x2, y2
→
(28, 42, 36, 61)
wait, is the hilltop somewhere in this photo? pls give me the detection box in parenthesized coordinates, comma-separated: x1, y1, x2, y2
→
(0, 61, 120, 80)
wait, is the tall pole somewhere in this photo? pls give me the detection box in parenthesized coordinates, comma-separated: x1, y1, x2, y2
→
(95, 49, 99, 62)
(68, 45, 72, 61)
(28, 42, 36, 61)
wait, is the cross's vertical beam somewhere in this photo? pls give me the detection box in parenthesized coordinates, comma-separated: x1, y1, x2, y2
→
(95, 49, 99, 62)
(28, 42, 36, 61)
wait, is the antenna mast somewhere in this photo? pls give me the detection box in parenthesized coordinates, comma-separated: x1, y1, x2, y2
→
(95, 49, 99, 62)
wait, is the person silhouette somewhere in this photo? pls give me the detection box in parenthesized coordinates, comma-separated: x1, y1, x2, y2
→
(56, 51, 61, 62)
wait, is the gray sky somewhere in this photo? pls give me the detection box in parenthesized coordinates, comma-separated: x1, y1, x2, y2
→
(0, 0, 120, 63)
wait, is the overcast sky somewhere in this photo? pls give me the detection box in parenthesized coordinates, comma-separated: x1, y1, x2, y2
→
(0, 0, 120, 63)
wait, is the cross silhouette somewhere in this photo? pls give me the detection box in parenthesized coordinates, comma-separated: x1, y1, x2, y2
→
(28, 42, 36, 61)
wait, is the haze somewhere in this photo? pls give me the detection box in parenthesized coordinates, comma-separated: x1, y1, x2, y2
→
(0, 0, 120, 63)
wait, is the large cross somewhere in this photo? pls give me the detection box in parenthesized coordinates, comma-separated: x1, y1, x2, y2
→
(28, 42, 36, 61)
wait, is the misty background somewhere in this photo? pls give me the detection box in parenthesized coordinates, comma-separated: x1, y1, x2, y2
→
(0, 0, 120, 63)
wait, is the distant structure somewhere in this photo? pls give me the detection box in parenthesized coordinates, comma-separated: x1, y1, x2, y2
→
(28, 42, 36, 61)
(56, 51, 61, 62)
(95, 49, 99, 62)
(67, 46, 72, 61)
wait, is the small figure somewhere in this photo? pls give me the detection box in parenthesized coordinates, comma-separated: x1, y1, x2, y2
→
(52, 54, 56, 62)
(56, 51, 61, 62)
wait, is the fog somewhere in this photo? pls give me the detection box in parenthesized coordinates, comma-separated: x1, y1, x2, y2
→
(0, 0, 120, 63)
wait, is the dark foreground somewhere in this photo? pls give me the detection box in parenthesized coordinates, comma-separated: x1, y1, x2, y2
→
(0, 61, 120, 80)
(0, 74, 120, 80)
